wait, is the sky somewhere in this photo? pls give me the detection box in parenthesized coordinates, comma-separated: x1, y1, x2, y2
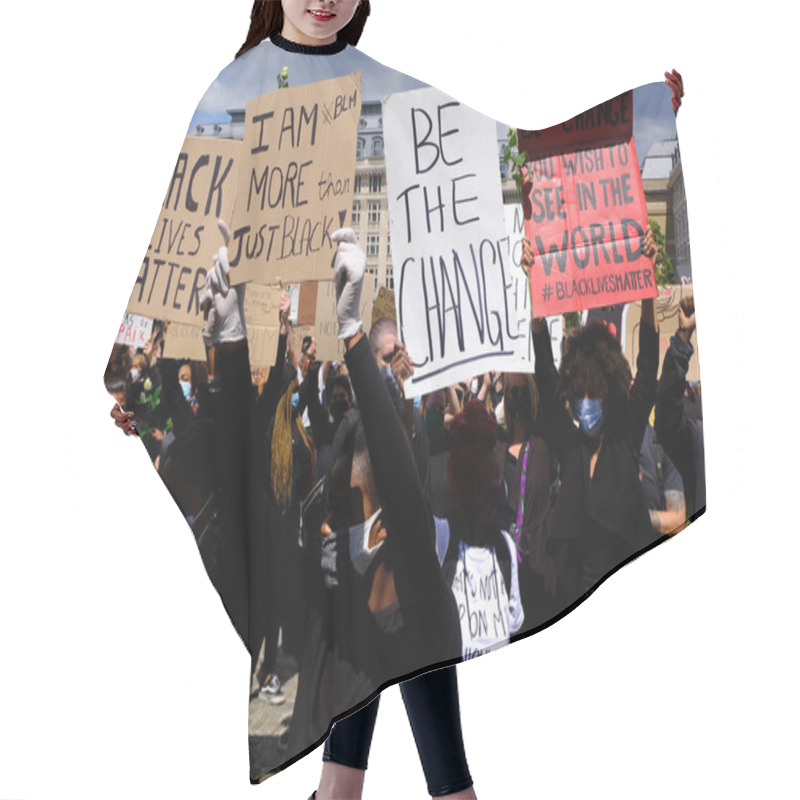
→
(185, 39, 677, 166)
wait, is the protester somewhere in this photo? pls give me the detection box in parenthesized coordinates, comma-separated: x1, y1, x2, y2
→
(177, 361, 200, 416)
(306, 361, 357, 481)
(370, 316, 430, 494)
(498, 372, 557, 627)
(639, 419, 687, 535)
(655, 294, 705, 519)
(420, 389, 453, 518)
(525, 231, 662, 613)
(435, 399, 525, 659)
(290, 228, 463, 790)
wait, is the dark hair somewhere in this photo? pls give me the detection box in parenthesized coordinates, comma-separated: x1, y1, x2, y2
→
(104, 370, 127, 397)
(237, 0, 371, 59)
(559, 321, 632, 426)
(329, 374, 353, 402)
(447, 400, 498, 508)
(301, 335, 313, 353)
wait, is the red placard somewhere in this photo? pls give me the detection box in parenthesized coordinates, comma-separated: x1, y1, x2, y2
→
(517, 91, 656, 316)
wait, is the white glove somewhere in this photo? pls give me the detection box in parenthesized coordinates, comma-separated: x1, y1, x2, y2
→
(200, 220, 247, 347)
(332, 228, 366, 340)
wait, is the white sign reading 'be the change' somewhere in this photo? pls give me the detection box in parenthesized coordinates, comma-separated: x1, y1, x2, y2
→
(383, 86, 520, 395)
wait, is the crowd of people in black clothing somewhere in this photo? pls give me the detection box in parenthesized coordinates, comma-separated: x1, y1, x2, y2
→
(104, 225, 705, 768)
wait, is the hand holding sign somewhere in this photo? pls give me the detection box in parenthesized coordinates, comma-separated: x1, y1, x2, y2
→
(332, 228, 366, 340)
(644, 224, 657, 262)
(390, 342, 415, 397)
(201, 219, 248, 348)
(521, 236, 534, 280)
(279, 289, 291, 333)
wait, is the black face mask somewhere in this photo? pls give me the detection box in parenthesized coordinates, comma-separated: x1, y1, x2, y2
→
(331, 399, 349, 423)
(506, 386, 532, 422)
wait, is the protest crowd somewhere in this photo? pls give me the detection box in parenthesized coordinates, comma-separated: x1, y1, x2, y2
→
(105, 223, 703, 763)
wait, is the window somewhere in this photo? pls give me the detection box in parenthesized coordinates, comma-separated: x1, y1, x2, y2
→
(351, 201, 361, 227)
(369, 174, 383, 194)
(354, 175, 363, 193)
(372, 137, 384, 158)
(356, 137, 365, 158)
(366, 234, 380, 258)
(366, 266, 378, 294)
(368, 200, 381, 226)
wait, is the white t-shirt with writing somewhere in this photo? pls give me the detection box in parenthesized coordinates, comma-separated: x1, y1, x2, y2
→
(434, 517, 524, 660)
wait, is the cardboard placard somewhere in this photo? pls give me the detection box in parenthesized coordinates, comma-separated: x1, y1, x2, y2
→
(518, 91, 656, 316)
(116, 313, 154, 348)
(501, 204, 564, 372)
(297, 282, 320, 327)
(162, 281, 284, 367)
(383, 86, 516, 395)
(295, 280, 373, 363)
(624, 286, 701, 383)
(371, 286, 397, 327)
(228, 73, 362, 285)
(127, 136, 241, 326)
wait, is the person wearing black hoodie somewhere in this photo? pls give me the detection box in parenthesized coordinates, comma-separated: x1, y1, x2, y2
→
(526, 232, 663, 616)
(655, 295, 705, 520)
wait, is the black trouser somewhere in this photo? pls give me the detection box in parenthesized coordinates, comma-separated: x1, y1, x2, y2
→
(322, 665, 473, 797)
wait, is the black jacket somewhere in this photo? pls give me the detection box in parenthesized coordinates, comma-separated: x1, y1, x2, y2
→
(533, 322, 661, 610)
(288, 334, 461, 756)
(655, 332, 705, 518)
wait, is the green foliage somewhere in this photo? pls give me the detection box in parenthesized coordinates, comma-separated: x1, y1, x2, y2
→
(502, 127, 530, 196)
(648, 218, 677, 285)
(564, 312, 582, 334)
(277, 66, 290, 89)
(136, 382, 162, 413)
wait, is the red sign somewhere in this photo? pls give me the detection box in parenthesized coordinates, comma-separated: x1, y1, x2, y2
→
(517, 91, 656, 316)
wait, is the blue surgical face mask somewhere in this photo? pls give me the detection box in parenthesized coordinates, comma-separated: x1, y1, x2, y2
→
(179, 379, 192, 402)
(572, 398, 604, 438)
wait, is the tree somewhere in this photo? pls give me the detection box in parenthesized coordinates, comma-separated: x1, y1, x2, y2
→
(648, 218, 677, 285)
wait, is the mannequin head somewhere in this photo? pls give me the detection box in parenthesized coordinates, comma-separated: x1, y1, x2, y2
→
(237, 0, 371, 57)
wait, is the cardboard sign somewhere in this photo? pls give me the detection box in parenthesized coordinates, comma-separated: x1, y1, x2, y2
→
(161, 322, 207, 362)
(117, 313, 154, 348)
(383, 87, 517, 395)
(295, 280, 373, 363)
(518, 91, 656, 316)
(127, 136, 241, 326)
(162, 281, 284, 368)
(371, 287, 397, 327)
(228, 73, 362, 285)
(624, 286, 701, 383)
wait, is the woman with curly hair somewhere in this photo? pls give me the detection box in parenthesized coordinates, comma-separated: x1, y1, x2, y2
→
(525, 234, 662, 613)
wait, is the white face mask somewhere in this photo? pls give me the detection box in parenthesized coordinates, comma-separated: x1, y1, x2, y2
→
(130, 368, 141, 382)
(179, 379, 192, 402)
(348, 508, 384, 576)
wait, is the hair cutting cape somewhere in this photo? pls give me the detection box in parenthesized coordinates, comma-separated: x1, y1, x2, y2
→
(103, 33, 705, 784)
